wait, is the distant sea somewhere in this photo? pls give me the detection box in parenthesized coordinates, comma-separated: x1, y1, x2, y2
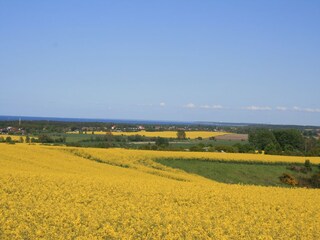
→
(0, 115, 247, 126)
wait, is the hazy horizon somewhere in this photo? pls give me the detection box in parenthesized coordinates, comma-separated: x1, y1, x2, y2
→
(1, 114, 320, 127)
(1, 1, 320, 125)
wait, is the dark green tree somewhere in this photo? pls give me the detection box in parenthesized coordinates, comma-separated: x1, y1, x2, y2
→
(38, 134, 54, 143)
(155, 137, 169, 148)
(273, 129, 304, 151)
(264, 143, 280, 154)
(248, 129, 278, 150)
(304, 159, 312, 171)
(177, 130, 186, 139)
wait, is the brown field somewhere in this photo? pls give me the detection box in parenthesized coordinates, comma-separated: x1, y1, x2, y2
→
(215, 133, 248, 141)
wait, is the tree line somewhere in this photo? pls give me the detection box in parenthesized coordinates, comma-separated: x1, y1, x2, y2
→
(248, 129, 320, 156)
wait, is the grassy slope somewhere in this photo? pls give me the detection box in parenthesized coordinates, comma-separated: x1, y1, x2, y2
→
(156, 158, 315, 187)
(169, 139, 247, 147)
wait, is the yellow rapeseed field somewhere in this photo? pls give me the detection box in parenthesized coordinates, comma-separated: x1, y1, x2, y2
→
(0, 135, 37, 142)
(0, 135, 24, 141)
(68, 130, 229, 139)
(111, 131, 229, 139)
(1, 144, 320, 239)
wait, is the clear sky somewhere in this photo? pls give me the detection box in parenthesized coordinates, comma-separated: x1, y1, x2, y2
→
(1, 1, 320, 125)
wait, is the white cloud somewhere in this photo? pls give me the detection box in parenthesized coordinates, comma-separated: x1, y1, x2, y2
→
(276, 106, 288, 111)
(293, 106, 320, 113)
(212, 105, 223, 109)
(200, 104, 210, 109)
(184, 103, 196, 108)
(159, 102, 166, 107)
(244, 106, 272, 111)
(200, 104, 223, 109)
(304, 108, 320, 113)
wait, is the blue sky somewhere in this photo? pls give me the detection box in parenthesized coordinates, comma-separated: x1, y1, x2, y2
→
(1, 1, 320, 125)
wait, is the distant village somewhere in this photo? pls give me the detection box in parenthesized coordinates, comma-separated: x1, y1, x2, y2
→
(0, 126, 25, 135)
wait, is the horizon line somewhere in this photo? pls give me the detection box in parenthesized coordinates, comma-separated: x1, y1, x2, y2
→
(0, 115, 319, 128)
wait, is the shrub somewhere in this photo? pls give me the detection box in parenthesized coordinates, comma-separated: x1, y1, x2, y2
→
(234, 143, 255, 153)
(304, 159, 312, 171)
(155, 137, 169, 148)
(279, 173, 298, 186)
(215, 145, 238, 153)
(311, 173, 320, 188)
(189, 145, 203, 152)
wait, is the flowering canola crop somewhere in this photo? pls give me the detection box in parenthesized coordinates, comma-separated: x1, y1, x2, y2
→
(1, 144, 320, 239)
(0, 134, 32, 141)
(68, 130, 229, 139)
(111, 131, 229, 139)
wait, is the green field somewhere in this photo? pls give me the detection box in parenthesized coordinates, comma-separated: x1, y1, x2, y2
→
(156, 158, 315, 187)
(50, 133, 248, 148)
(48, 133, 95, 143)
(169, 139, 247, 147)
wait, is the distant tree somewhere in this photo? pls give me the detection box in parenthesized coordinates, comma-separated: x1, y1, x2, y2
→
(155, 137, 169, 148)
(304, 137, 318, 155)
(5, 136, 12, 143)
(38, 134, 54, 143)
(19, 137, 24, 143)
(264, 143, 280, 155)
(273, 129, 304, 151)
(311, 173, 320, 188)
(248, 129, 278, 150)
(304, 159, 312, 171)
(25, 135, 30, 144)
(233, 143, 255, 153)
(177, 130, 186, 139)
(190, 145, 203, 152)
(70, 127, 77, 131)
